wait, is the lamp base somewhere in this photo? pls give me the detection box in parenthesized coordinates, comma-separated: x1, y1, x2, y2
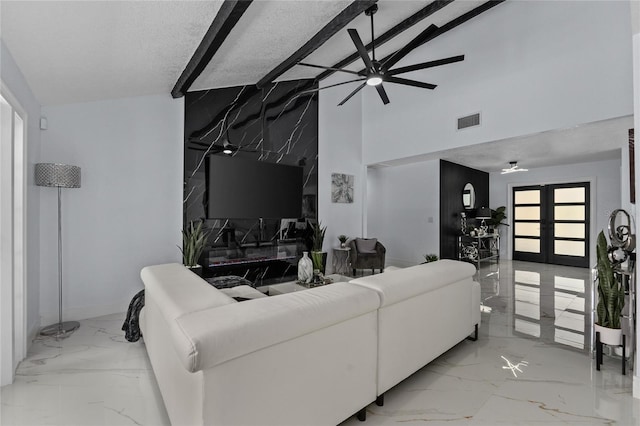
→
(40, 321, 80, 339)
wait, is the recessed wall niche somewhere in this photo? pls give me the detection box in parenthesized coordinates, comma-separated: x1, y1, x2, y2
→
(183, 80, 318, 248)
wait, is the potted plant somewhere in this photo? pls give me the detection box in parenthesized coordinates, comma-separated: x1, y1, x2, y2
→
(338, 235, 348, 248)
(311, 221, 327, 273)
(489, 206, 508, 234)
(595, 230, 625, 345)
(423, 253, 439, 263)
(179, 221, 209, 276)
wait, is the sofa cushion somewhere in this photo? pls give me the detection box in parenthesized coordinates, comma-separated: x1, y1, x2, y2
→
(172, 282, 380, 372)
(355, 238, 378, 253)
(349, 260, 476, 307)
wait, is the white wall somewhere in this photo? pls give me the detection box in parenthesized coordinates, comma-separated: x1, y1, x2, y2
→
(0, 40, 41, 350)
(318, 74, 364, 273)
(39, 94, 183, 324)
(361, 1, 633, 165)
(367, 160, 440, 267)
(490, 158, 622, 267)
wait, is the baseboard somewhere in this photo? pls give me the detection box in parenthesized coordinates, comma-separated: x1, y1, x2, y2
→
(40, 297, 132, 326)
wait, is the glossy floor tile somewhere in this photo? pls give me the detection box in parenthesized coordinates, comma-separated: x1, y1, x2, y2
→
(2, 261, 639, 425)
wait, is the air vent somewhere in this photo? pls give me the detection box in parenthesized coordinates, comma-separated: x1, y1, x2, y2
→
(457, 113, 481, 130)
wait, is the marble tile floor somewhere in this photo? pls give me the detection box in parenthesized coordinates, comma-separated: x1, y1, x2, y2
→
(2, 260, 639, 425)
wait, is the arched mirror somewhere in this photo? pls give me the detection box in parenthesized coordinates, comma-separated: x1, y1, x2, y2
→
(462, 183, 475, 209)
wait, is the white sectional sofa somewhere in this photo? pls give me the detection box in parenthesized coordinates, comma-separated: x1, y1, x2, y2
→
(140, 260, 479, 425)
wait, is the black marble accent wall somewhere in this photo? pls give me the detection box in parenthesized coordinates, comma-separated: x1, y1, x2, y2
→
(439, 160, 489, 259)
(184, 79, 318, 247)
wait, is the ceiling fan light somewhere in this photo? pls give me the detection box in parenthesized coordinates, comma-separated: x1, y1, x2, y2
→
(223, 148, 233, 155)
(366, 75, 383, 86)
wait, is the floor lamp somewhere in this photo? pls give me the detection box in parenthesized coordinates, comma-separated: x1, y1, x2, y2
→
(35, 163, 81, 338)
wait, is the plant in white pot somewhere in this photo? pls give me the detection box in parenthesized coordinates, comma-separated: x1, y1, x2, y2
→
(595, 230, 625, 345)
(179, 221, 209, 276)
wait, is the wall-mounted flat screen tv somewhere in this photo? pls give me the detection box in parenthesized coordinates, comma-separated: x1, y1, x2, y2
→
(208, 155, 303, 219)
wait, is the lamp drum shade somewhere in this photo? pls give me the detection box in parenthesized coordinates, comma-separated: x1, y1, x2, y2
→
(35, 163, 81, 188)
(476, 207, 492, 219)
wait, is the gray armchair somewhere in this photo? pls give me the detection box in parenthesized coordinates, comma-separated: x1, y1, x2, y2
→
(348, 238, 386, 276)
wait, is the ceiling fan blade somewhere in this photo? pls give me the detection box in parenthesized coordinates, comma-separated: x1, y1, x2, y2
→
(298, 62, 362, 76)
(299, 78, 366, 95)
(387, 55, 465, 76)
(383, 24, 439, 70)
(376, 84, 390, 105)
(385, 76, 437, 90)
(338, 82, 367, 106)
(348, 29, 375, 72)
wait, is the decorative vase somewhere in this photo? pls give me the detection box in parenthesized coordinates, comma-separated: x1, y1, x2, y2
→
(298, 252, 313, 283)
(340, 242, 346, 248)
(595, 324, 623, 346)
(311, 251, 327, 274)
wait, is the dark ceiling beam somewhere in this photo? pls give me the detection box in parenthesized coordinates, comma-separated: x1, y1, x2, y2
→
(316, 0, 454, 81)
(256, 0, 378, 89)
(356, 0, 505, 75)
(171, 0, 253, 99)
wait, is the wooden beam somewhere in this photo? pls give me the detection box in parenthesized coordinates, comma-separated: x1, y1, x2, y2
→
(316, 0, 454, 81)
(172, 0, 253, 99)
(256, 0, 378, 89)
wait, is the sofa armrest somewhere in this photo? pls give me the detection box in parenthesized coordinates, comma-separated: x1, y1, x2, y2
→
(172, 282, 380, 373)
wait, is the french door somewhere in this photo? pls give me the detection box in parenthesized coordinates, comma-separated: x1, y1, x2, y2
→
(513, 182, 590, 268)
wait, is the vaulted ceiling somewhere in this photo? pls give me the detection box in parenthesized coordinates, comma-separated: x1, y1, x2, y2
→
(0, 0, 496, 105)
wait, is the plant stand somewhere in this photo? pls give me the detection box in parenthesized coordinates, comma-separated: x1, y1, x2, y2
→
(595, 332, 626, 375)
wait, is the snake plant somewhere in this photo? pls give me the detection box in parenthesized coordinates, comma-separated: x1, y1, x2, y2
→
(179, 221, 209, 267)
(596, 230, 625, 329)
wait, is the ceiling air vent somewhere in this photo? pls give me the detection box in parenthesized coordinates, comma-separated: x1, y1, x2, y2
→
(457, 113, 481, 130)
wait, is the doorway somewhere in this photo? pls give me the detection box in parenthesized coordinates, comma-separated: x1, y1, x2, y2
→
(512, 182, 590, 268)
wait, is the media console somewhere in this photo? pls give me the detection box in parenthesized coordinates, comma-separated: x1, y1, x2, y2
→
(202, 240, 303, 284)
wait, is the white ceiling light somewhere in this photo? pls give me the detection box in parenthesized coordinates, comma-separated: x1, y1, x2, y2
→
(366, 74, 383, 86)
(501, 161, 528, 174)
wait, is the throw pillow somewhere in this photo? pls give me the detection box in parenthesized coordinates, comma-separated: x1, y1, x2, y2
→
(356, 238, 378, 253)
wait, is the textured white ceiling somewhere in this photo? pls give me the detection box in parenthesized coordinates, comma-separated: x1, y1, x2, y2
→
(190, 0, 352, 90)
(0, 0, 488, 104)
(0, 1, 222, 105)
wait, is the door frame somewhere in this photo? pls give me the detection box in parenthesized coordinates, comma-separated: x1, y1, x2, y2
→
(0, 83, 28, 386)
(505, 177, 597, 267)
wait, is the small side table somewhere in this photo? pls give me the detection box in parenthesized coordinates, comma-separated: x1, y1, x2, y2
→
(332, 247, 351, 275)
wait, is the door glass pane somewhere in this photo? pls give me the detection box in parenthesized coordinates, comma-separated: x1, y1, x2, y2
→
(554, 205, 585, 221)
(555, 187, 585, 203)
(515, 222, 540, 237)
(515, 190, 540, 205)
(555, 223, 585, 239)
(515, 206, 540, 220)
(555, 240, 585, 257)
(515, 238, 540, 253)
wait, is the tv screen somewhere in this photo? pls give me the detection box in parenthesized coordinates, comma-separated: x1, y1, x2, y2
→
(208, 156, 303, 219)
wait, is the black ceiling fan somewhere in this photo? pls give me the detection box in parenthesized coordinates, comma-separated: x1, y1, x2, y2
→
(298, 5, 465, 106)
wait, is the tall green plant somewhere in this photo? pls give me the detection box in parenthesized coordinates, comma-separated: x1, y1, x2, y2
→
(311, 222, 327, 272)
(489, 206, 508, 228)
(596, 231, 625, 329)
(179, 221, 209, 267)
(311, 221, 326, 252)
